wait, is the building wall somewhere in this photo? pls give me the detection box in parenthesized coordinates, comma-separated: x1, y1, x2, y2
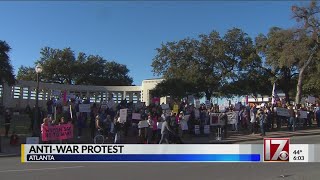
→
(1, 80, 142, 109)
(141, 79, 164, 106)
(1, 79, 167, 109)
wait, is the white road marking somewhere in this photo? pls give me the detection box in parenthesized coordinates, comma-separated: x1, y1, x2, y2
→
(0, 166, 85, 173)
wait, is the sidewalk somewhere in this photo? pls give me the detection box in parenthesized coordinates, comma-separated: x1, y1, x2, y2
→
(0, 136, 25, 157)
(2, 127, 320, 157)
(209, 127, 320, 143)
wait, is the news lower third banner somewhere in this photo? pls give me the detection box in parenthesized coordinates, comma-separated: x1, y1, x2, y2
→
(20, 143, 319, 163)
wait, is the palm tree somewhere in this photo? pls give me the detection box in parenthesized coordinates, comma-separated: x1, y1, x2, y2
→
(0, 40, 15, 85)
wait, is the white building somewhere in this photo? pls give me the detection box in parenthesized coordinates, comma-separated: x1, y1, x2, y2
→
(0, 78, 165, 109)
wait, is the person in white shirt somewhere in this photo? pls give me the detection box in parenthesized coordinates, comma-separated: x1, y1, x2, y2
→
(250, 104, 258, 134)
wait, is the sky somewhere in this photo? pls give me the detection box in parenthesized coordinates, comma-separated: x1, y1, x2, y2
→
(0, 1, 304, 88)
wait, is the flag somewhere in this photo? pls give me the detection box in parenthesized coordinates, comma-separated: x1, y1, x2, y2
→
(63, 90, 67, 104)
(245, 96, 248, 105)
(271, 83, 279, 105)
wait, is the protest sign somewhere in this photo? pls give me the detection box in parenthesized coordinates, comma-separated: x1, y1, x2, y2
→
(132, 113, 141, 120)
(59, 124, 73, 140)
(219, 105, 226, 113)
(299, 110, 308, 119)
(79, 104, 91, 112)
(161, 104, 170, 110)
(41, 123, 73, 141)
(210, 113, 226, 126)
(107, 100, 115, 108)
(173, 105, 179, 114)
(308, 96, 316, 104)
(119, 109, 127, 123)
(195, 100, 200, 109)
(204, 125, 210, 134)
(26, 137, 39, 144)
(275, 107, 290, 117)
(226, 111, 238, 124)
(138, 120, 149, 128)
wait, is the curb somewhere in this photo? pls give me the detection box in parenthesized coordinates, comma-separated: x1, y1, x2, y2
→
(0, 153, 20, 158)
(210, 131, 320, 144)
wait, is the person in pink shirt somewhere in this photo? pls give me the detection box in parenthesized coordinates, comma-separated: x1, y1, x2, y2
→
(41, 118, 49, 144)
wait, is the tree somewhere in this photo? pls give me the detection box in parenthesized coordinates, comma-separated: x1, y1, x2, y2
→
(221, 29, 274, 98)
(75, 57, 133, 86)
(17, 47, 133, 86)
(223, 66, 274, 98)
(16, 66, 36, 81)
(151, 78, 201, 100)
(37, 47, 77, 84)
(292, 0, 320, 104)
(152, 28, 257, 100)
(255, 27, 307, 102)
(0, 40, 15, 85)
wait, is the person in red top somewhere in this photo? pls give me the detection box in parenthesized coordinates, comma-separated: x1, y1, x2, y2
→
(10, 131, 19, 145)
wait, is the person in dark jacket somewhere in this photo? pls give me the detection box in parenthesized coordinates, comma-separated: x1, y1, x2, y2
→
(114, 112, 123, 144)
(4, 109, 12, 137)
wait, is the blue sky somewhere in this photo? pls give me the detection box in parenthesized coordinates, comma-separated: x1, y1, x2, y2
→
(0, 1, 302, 87)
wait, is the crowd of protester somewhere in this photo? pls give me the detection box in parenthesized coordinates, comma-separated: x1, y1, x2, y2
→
(3, 96, 320, 144)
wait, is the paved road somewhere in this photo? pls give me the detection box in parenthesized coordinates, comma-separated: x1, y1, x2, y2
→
(239, 134, 320, 144)
(0, 157, 319, 180)
(1, 135, 320, 180)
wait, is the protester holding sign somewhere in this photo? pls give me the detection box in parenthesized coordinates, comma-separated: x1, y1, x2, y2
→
(41, 118, 49, 144)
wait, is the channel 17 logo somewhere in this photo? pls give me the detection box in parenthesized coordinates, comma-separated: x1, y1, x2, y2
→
(264, 138, 290, 162)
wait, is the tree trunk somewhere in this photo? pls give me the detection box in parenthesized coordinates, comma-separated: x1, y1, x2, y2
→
(205, 91, 211, 100)
(284, 90, 290, 104)
(295, 44, 318, 105)
(295, 70, 304, 105)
